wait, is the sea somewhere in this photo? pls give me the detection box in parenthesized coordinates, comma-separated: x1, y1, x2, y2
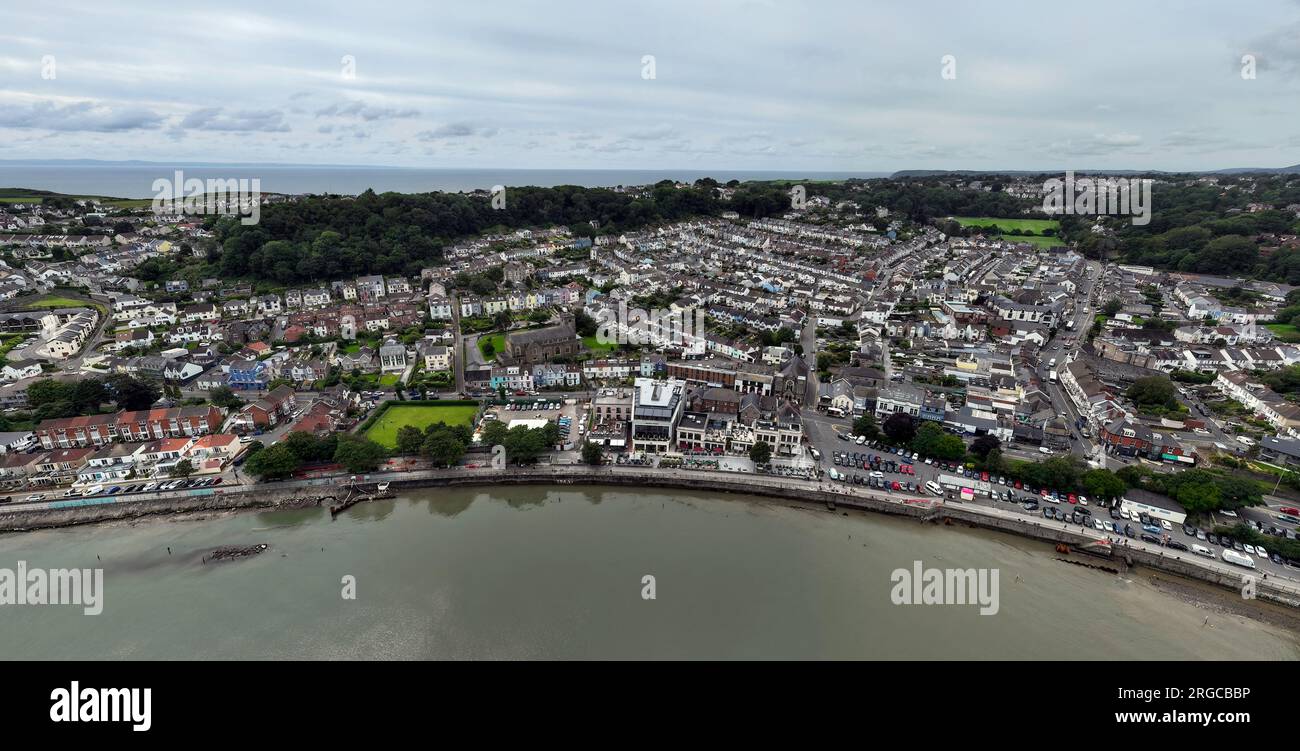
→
(0, 486, 1295, 660)
(0, 162, 889, 199)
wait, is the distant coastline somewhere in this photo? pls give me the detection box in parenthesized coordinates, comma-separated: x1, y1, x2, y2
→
(0, 163, 888, 199)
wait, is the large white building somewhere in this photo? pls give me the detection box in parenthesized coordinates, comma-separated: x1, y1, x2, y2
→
(630, 377, 686, 454)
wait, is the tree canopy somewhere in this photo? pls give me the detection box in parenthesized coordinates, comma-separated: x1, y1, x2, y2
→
(213, 184, 723, 284)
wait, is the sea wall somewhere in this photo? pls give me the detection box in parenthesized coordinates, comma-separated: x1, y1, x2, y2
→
(3, 465, 1299, 608)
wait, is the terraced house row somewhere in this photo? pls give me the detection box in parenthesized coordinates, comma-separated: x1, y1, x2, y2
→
(34, 405, 224, 449)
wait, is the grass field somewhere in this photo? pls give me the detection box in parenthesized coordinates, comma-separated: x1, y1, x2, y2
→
(582, 335, 618, 352)
(25, 296, 92, 309)
(953, 217, 1060, 235)
(0, 194, 152, 209)
(378, 373, 400, 387)
(1267, 323, 1300, 342)
(478, 333, 505, 359)
(365, 404, 479, 448)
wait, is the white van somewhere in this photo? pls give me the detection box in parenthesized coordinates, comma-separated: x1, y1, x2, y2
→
(1222, 549, 1256, 569)
(1191, 544, 1214, 558)
(925, 480, 942, 496)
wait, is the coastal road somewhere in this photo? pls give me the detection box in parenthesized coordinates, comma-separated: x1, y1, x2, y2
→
(800, 409, 1300, 584)
(5, 452, 1298, 596)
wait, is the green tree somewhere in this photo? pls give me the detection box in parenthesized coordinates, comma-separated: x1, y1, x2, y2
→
(749, 441, 773, 464)
(105, 373, 161, 411)
(209, 385, 243, 409)
(582, 441, 604, 465)
(912, 423, 966, 460)
(969, 435, 1001, 459)
(333, 434, 387, 473)
(882, 412, 916, 444)
(244, 443, 300, 479)
(480, 420, 509, 447)
(395, 425, 425, 455)
(1126, 375, 1178, 410)
(1081, 468, 1126, 503)
(26, 378, 72, 408)
(502, 425, 548, 465)
(421, 430, 466, 467)
(71, 379, 107, 412)
(852, 414, 881, 440)
(169, 459, 195, 478)
(1176, 481, 1221, 514)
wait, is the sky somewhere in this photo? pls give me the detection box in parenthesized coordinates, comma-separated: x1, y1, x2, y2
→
(1, 0, 1299, 172)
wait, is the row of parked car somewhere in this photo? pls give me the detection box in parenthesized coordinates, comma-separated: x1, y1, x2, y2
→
(1177, 523, 1294, 565)
(833, 451, 915, 475)
(18, 476, 224, 503)
(837, 472, 920, 493)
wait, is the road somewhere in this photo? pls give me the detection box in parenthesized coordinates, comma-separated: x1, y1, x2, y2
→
(800, 313, 820, 406)
(451, 291, 466, 394)
(799, 410, 1300, 583)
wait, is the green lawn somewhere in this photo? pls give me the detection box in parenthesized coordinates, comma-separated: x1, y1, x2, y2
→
(582, 335, 618, 353)
(0, 335, 26, 362)
(952, 217, 1061, 234)
(25, 296, 94, 309)
(478, 333, 505, 359)
(365, 404, 479, 448)
(1267, 323, 1300, 342)
(378, 373, 400, 387)
(0, 193, 152, 209)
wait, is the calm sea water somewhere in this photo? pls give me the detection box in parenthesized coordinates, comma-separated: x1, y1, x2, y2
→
(0, 164, 887, 199)
(0, 486, 1295, 660)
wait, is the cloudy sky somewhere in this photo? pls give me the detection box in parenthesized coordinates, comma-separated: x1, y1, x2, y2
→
(1, 0, 1298, 171)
